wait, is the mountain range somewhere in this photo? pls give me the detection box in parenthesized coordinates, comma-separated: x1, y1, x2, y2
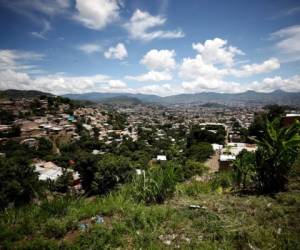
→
(64, 90, 300, 106)
(1, 89, 300, 106)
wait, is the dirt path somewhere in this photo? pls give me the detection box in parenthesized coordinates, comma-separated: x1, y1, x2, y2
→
(205, 152, 220, 173)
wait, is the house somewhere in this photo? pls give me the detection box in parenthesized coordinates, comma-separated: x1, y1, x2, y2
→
(157, 155, 167, 161)
(212, 143, 223, 152)
(21, 138, 38, 148)
(34, 161, 64, 181)
(219, 154, 236, 170)
(20, 121, 43, 138)
(33, 161, 80, 187)
(219, 143, 257, 170)
(282, 114, 300, 127)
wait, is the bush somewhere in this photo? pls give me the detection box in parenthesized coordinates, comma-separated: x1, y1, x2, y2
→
(40, 197, 70, 217)
(0, 157, 41, 209)
(211, 171, 233, 191)
(183, 160, 208, 179)
(130, 164, 178, 204)
(178, 180, 212, 196)
(42, 218, 67, 238)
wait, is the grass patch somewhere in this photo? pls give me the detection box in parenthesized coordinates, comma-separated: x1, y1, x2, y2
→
(1, 179, 300, 249)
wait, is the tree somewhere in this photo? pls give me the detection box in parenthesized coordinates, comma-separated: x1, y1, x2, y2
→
(265, 104, 287, 121)
(248, 113, 267, 139)
(187, 125, 225, 146)
(48, 169, 73, 193)
(232, 150, 256, 190)
(186, 142, 214, 162)
(37, 137, 53, 157)
(255, 118, 300, 193)
(0, 110, 15, 125)
(0, 157, 41, 209)
(76, 153, 133, 195)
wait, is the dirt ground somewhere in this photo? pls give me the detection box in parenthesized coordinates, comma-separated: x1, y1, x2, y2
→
(205, 152, 220, 173)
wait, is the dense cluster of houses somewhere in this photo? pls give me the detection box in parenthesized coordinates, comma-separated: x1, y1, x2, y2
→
(1, 97, 299, 184)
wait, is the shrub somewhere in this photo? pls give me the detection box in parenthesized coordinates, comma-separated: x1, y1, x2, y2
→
(42, 218, 67, 238)
(40, 197, 70, 217)
(184, 160, 208, 179)
(178, 180, 212, 196)
(211, 171, 233, 191)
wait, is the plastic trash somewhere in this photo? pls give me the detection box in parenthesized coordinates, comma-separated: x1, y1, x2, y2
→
(78, 223, 88, 231)
(189, 204, 201, 209)
(96, 215, 104, 224)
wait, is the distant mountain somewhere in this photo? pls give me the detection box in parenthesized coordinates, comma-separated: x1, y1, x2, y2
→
(63, 90, 300, 106)
(101, 96, 142, 105)
(200, 102, 227, 108)
(160, 90, 300, 106)
(0, 89, 53, 100)
(63, 92, 160, 103)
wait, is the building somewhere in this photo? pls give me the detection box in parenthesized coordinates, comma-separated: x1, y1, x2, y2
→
(219, 154, 236, 170)
(157, 155, 167, 161)
(33, 161, 80, 187)
(282, 114, 300, 127)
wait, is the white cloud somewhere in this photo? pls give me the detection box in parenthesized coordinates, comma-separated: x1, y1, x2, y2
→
(0, 49, 44, 71)
(137, 84, 173, 96)
(249, 75, 300, 92)
(271, 25, 300, 62)
(179, 38, 281, 93)
(78, 43, 102, 54)
(0, 69, 129, 95)
(104, 43, 128, 60)
(141, 49, 176, 70)
(126, 70, 172, 82)
(179, 54, 228, 81)
(0, 49, 128, 94)
(108, 79, 127, 89)
(182, 77, 243, 93)
(74, 0, 120, 30)
(230, 58, 280, 77)
(124, 9, 184, 41)
(192, 38, 244, 66)
(1, 0, 71, 16)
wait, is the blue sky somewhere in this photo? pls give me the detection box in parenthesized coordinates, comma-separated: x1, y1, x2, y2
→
(0, 0, 300, 96)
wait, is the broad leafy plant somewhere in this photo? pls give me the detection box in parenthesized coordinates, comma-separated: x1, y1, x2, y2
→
(255, 118, 300, 193)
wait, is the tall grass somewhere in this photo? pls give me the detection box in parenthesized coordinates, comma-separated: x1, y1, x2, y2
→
(130, 164, 178, 204)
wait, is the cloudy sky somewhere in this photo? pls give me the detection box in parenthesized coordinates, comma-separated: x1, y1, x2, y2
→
(0, 0, 300, 96)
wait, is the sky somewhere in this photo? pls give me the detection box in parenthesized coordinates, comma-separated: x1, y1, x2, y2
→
(0, 0, 300, 96)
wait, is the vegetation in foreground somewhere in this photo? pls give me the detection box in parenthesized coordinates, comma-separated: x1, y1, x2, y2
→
(0, 104, 300, 249)
(0, 161, 299, 249)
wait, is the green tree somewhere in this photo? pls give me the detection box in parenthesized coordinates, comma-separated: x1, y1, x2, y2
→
(265, 104, 287, 121)
(186, 142, 214, 162)
(255, 118, 300, 193)
(76, 154, 133, 195)
(232, 149, 256, 190)
(0, 110, 15, 125)
(0, 157, 41, 209)
(48, 169, 73, 193)
(37, 137, 53, 157)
